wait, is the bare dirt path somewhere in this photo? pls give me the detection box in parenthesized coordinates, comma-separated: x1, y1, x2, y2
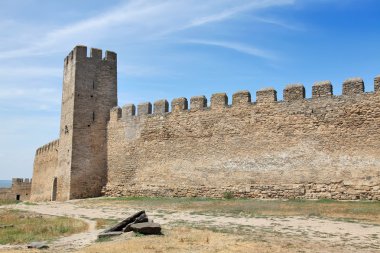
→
(1, 200, 379, 252)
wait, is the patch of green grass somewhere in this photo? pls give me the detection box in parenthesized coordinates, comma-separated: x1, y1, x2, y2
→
(18, 201, 38, 206)
(134, 232, 145, 237)
(94, 196, 218, 202)
(0, 200, 19, 206)
(95, 236, 113, 243)
(0, 209, 88, 244)
(79, 197, 380, 224)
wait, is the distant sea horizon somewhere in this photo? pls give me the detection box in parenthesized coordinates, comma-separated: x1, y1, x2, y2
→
(0, 180, 12, 188)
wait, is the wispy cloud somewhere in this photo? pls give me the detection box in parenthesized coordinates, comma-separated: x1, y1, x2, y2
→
(252, 16, 304, 31)
(183, 39, 276, 60)
(0, 0, 295, 59)
(186, 0, 295, 28)
(0, 66, 62, 78)
(0, 87, 60, 112)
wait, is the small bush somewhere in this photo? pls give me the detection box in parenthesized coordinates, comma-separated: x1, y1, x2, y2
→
(223, 191, 234, 199)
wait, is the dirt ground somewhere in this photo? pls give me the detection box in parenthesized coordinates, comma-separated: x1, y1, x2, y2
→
(0, 198, 379, 253)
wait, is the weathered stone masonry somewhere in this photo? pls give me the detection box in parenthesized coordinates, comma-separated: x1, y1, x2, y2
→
(30, 46, 380, 201)
(0, 178, 32, 201)
(31, 46, 117, 201)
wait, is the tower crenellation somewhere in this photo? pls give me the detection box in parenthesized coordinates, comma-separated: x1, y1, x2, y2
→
(284, 84, 305, 102)
(122, 104, 136, 118)
(171, 97, 188, 112)
(256, 87, 277, 103)
(154, 99, 169, 114)
(211, 93, 228, 109)
(374, 75, 380, 92)
(190, 96, 207, 111)
(342, 78, 364, 95)
(232, 90, 251, 106)
(312, 81, 333, 98)
(138, 102, 152, 115)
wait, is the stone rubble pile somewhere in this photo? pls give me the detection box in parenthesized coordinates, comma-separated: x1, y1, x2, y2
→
(98, 210, 161, 238)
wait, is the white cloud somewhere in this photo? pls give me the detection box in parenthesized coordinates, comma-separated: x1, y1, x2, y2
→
(183, 39, 276, 60)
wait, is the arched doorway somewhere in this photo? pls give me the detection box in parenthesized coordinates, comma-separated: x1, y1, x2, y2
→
(51, 177, 57, 201)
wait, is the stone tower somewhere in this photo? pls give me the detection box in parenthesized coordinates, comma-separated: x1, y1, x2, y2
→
(56, 45, 117, 201)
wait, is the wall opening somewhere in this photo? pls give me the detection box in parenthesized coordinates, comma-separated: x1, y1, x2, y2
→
(16, 195, 20, 201)
(52, 177, 58, 201)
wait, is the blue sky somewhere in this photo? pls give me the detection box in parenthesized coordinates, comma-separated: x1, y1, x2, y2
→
(1, 0, 380, 179)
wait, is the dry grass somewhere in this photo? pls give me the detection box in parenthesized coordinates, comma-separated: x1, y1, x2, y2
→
(94, 218, 117, 229)
(79, 197, 380, 224)
(75, 227, 345, 253)
(0, 209, 88, 244)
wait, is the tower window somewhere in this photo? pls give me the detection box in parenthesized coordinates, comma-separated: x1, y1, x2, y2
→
(92, 112, 95, 122)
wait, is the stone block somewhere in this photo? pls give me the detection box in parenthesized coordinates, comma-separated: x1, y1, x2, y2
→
(342, 78, 364, 95)
(283, 84, 305, 102)
(98, 231, 123, 238)
(130, 222, 161, 235)
(90, 48, 102, 60)
(154, 99, 169, 114)
(110, 107, 121, 121)
(312, 81, 333, 98)
(375, 75, 380, 93)
(122, 104, 136, 118)
(105, 50, 117, 62)
(232, 90, 251, 106)
(256, 88, 277, 103)
(190, 96, 207, 110)
(138, 102, 152, 115)
(211, 93, 228, 108)
(171, 97, 188, 112)
(73, 45, 87, 61)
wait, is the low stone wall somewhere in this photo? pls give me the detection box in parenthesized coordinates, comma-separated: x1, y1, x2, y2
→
(105, 183, 379, 200)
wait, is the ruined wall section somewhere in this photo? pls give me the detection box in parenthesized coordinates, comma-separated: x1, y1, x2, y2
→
(57, 46, 117, 200)
(11, 178, 32, 201)
(30, 140, 59, 201)
(105, 77, 380, 200)
(0, 178, 32, 201)
(0, 188, 12, 200)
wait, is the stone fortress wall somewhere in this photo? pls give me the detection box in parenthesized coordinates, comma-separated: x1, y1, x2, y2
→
(0, 178, 32, 201)
(28, 45, 380, 201)
(30, 140, 59, 201)
(104, 77, 380, 200)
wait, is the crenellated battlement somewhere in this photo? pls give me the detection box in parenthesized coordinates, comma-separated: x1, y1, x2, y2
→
(12, 178, 32, 185)
(110, 75, 380, 121)
(35, 139, 59, 155)
(64, 45, 117, 65)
